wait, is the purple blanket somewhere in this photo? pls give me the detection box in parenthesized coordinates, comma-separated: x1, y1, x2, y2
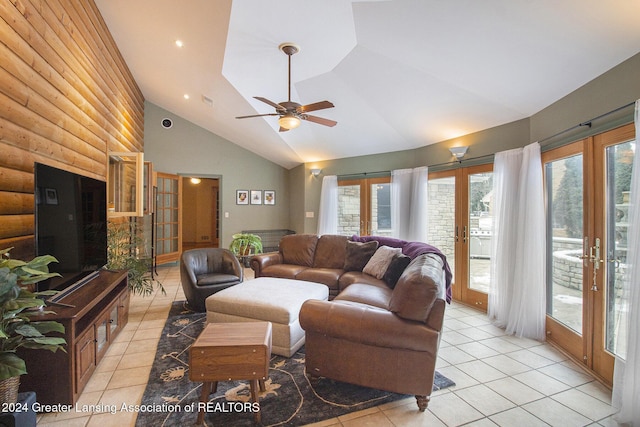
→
(351, 235, 453, 303)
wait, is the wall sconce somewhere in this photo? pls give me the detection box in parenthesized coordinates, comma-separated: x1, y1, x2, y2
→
(449, 146, 468, 161)
(310, 168, 322, 177)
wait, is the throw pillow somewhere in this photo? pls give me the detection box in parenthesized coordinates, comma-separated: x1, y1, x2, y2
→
(383, 253, 412, 288)
(363, 246, 402, 279)
(343, 240, 379, 272)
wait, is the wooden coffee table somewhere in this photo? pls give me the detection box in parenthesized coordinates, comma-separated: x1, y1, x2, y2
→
(189, 321, 272, 424)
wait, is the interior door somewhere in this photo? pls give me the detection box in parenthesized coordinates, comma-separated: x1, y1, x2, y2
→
(428, 164, 492, 309)
(543, 123, 634, 384)
(155, 172, 182, 265)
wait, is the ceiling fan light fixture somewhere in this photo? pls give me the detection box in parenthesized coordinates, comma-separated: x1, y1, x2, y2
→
(278, 115, 301, 130)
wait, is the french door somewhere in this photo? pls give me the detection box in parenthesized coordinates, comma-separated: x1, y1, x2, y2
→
(543, 123, 635, 384)
(155, 172, 182, 265)
(428, 164, 493, 309)
(337, 177, 391, 236)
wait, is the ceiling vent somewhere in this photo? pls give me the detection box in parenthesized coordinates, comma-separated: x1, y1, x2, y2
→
(161, 118, 173, 129)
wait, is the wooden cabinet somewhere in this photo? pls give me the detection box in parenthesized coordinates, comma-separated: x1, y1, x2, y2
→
(18, 270, 129, 405)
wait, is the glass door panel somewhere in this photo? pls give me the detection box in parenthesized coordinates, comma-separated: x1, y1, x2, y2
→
(338, 183, 361, 236)
(468, 172, 493, 294)
(370, 181, 391, 236)
(427, 175, 456, 279)
(155, 172, 182, 264)
(545, 152, 584, 334)
(604, 140, 634, 357)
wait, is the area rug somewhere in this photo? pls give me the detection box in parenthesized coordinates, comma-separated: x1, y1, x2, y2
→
(135, 301, 454, 427)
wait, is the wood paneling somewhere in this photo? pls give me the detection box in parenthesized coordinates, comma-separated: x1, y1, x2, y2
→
(0, 0, 144, 258)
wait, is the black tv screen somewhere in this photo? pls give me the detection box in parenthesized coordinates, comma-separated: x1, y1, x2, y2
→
(34, 163, 108, 293)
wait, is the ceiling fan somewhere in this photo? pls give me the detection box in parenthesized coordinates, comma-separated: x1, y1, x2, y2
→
(236, 43, 337, 132)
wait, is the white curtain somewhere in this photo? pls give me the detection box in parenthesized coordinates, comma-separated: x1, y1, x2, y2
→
(317, 175, 338, 235)
(613, 100, 640, 424)
(488, 142, 546, 340)
(391, 166, 429, 241)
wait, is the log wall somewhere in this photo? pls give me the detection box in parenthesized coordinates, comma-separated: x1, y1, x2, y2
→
(0, 0, 143, 259)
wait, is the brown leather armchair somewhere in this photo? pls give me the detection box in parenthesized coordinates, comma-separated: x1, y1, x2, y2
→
(180, 248, 243, 312)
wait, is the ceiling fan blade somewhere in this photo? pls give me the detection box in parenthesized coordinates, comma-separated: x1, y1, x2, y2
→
(302, 114, 337, 127)
(254, 96, 285, 111)
(297, 100, 335, 114)
(236, 113, 280, 119)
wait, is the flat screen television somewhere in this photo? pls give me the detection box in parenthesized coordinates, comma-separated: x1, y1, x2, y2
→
(34, 163, 108, 295)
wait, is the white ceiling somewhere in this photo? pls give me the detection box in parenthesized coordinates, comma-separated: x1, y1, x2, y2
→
(95, 0, 640, 169)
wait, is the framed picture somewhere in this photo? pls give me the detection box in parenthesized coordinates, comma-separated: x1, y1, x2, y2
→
(236, 190, 249, 205)
(250, 190, 262, 205)
(45, 188, 58, 205)
(264, 190, 276, 205)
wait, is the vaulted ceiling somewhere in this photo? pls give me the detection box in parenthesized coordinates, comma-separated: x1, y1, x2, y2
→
(95, 0, 640, 169)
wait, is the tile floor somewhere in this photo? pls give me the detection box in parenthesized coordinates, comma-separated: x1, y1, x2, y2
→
(36, 265, 620, 426)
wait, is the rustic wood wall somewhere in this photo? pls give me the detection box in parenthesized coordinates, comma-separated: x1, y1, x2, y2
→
(0, 0, 144, 259)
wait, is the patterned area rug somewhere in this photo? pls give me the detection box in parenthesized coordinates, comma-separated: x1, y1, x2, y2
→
(135, 301, 454, 427)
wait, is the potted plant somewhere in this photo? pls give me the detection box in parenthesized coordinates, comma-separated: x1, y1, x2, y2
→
(107, 220, 165, 297)
(0, 248, 67, 404)
(229, 233, 263, 267)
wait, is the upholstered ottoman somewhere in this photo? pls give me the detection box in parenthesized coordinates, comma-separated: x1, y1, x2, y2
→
(205, 277, 328, 357)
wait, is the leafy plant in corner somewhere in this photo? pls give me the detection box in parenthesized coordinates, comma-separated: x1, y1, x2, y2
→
(0, 248, 67, 382)
(229, 233, 263, 257)
(107, 220, 165, 297)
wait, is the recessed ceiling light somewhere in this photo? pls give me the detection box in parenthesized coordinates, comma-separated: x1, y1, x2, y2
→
(175, 40, 184, 48)
(183, 94, 190, 100)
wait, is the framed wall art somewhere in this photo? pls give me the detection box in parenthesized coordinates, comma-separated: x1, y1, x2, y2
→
(250, 190, 262, 205)
(236, 190, 249, 205)
(264, 190, 276, 205)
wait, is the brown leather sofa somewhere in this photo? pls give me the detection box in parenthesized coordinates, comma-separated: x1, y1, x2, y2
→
(251, 234, 450, 411)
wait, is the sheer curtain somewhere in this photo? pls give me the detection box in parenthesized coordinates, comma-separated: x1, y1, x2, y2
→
(612, 100, 640, 424)
(488, 142, 546, 340)
(317, 175, 338, 235)
(391, 166, 429, 241)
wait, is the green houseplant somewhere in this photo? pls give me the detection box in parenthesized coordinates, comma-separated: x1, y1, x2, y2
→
(107, 220, 165, 297)
(229, 233, 263, 267)
(0, 248, 67, 402)
(229, 233, 263, 257)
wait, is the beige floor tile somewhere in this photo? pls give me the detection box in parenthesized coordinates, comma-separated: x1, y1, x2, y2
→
(481, 354, 532, 376)
(436, 365, 480, 390)
(479, 337, 523, 353)
(538, 362, 594, 387)
(104, 341, 129, 356)
(83, 371, 114, 393)
(98, 384, 146, 408)
(551, 389, 617, 421)
(438, 345, 476, 364)
(457, 341, 500, 359)
(384, 401, 447, 427)
(522, 397, 591, 426)
(441, 330, 475, 345)
(337, 406, 380, 422)
(125, 338, 159, 354)
(485, 376, 544, 405)
(135, 318, 166, 330)
(85, 409, 137, 427)
(427, 391, 484, 426)
(489, 407, 548, 426)
(512, 370, 572, 396)
(340, 410, 393, 427)
(107, 366, 152, 389)
(36, 415, 91, 427)
(131, 326, 164, 341)
(118, 349, 156, 369)
(95, 354, 123, 373)
(505, 349, 555, 369)
(456, 360, 507, 383)
(454, 384, 516, 416)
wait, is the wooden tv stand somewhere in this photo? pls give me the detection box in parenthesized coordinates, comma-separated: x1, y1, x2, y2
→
(18, 269, 130, 405)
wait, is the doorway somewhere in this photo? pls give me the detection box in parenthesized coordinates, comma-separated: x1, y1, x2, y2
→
(543, 123, 635, 384)
(428, 164, 493, 309)
(181, 177, 220, 251)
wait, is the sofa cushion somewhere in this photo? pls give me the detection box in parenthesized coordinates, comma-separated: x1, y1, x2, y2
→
(388, 254, 442, 323)
(334, 283, 392, 310)
(383, 254, 412, 288)
(363, 246, 402, 279)
(338, 271, 390, 291)
(261, 264, 308, 279)
(313, 235, 348, 268)
(343, 240, 378, 272)
(280, 234, 318, 267)
(295, 268, 342, 291)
